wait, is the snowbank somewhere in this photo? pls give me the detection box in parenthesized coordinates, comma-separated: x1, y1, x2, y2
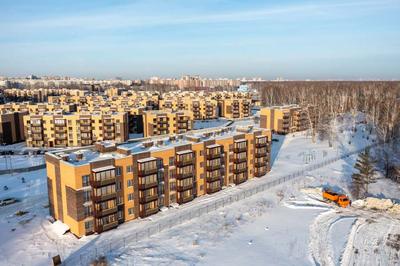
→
(51, 220, 70, 236)
(365, 197, 393, 210)
(352, 197, 400, 214)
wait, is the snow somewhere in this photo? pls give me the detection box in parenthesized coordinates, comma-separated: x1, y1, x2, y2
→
(0, 155, 45, 170)
(193, 119, 229, 130)
(51, 220, 70, 236)
(1, 113, 399, 266)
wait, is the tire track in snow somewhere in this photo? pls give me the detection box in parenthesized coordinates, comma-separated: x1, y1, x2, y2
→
(309, 210, 357, 266)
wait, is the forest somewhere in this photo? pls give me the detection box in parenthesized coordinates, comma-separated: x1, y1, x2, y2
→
(252, 81, 400, 187)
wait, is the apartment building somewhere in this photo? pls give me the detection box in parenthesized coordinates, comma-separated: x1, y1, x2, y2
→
(259, 105, 317, 134)
(218, 98, 252, 119)
(0, 102, 77, 114)
(142, 110, 193, 137)
(188, 98, 218, 120)
(0, 110, 27, 144)
(23, 112, 129, 147)
(45, 125, 271, 237)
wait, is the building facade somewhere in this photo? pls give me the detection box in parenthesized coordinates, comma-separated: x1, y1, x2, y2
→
(142, 110, 193, 137)
(0, 111, 27, 144)
(259, 105, 317, 134)
(45, 125, 271, 237)
(24, 112, 129, 147)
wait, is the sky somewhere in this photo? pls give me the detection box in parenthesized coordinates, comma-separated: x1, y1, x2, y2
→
(0, 0, 400, 80)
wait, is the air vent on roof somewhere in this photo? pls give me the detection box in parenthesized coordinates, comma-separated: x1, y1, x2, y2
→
(75, 152, 83, 161)
(60, 154, 69, 161)
(143, 141, 154, 148)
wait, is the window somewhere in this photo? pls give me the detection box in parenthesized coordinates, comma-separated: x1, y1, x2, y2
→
(85, 220, 93, 231)
(118, 210, 123, 220)
(117, 196, 123, 205)
(126, 165, 133, 173)
(83, 191, 91, 202)
(128, 207, 134, 215)
(169, 157, 174, 166)
(84, 206, 92, 217)
(128, 193, 134, 201)
(200, 184, 204, 191)
(115, 167, 122, 176)
(127, 179, 133, 187)
(82, 175, 90, 187)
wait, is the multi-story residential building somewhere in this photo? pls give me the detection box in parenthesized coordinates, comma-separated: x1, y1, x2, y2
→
(259, 105, 317, 134)
(218, 98, 252, 119)
(142, 110, 193, 137)
(188, 98, 218, 120)
(0, 102, 77, 114)
(23, 112, 129, 147)
(45, 125, 271, 237)
(0, 110, 27, 144)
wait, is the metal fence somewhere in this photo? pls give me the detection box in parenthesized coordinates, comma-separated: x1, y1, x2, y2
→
(64, 142, 381, 266)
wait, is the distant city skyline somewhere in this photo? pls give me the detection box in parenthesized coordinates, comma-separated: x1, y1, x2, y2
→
(1, 0, 400, 80)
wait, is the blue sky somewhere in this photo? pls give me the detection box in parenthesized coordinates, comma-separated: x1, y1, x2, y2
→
(1, 0, 400, 79)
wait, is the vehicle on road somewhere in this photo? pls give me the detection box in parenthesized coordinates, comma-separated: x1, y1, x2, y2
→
(322, 189, 351, 208)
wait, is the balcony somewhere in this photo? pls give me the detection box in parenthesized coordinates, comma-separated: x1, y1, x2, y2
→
(81, 140, 93, 146)
(255, 142, 267, 148)
(176, 158, 194, 167)
(101, 220, 118, 232)
(32, 135, 43, 141)
(206, 175, 221, 183)
(176, 172, 193, 180)
(139, 194, 158, 204)
(178, 194, 194, 204)
(255, 161, 267, 167)
(138, 181, 158, 190)
(177, 123, 188, 129)
(206, 186, 221, 194)
(206, 164, 222, 171)
(233, 146, 247, 153)
(255, 149, 268, 157)
(94, 206, 117, 218)
(31, 128, 42, 133)
(254, 169, 267, 177)
(55, 127, 67, 133)
(90, 178, 116, 188)
(80, 120, 91, 126)
(233, 167, 247, 174)
(233, 157, 247, 163)
(104, 127, 114, 133)
(138, 168, 158, 176)
(81, 126, 91, 133)
(177, 182, 194, 192)
(104, 120, 113, 126)
(92, 192, 117, 202)
(206, 153, 221, 160)
(139, 207, 159, 217)
(234, 175, 247, 185)
(55, 134, 67, 140)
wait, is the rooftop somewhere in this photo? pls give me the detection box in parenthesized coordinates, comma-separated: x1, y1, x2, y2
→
(48, 118, 267, 166)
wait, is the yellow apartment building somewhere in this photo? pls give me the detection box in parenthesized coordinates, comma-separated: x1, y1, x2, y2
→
(260, 105, 317, 134)
(142, 110, 193, 137)
(45, 125, 272, 237)
(218, 98, 252, 119)
(0, 110, 27, 144)
(23, 112, 129, 147)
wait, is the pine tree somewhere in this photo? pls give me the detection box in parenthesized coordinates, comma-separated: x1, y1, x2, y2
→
(351, 148, 377, 198)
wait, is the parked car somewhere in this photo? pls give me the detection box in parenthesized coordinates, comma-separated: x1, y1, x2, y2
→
(0, 198, 17, 206)
(272, 138, 279, 142)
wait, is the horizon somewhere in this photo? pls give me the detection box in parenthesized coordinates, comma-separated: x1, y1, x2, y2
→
(1, 0, 400, 79)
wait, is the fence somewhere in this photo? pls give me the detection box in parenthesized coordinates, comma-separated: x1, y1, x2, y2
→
(64, 142, 381, 266)
(0, 162, 46, 175)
